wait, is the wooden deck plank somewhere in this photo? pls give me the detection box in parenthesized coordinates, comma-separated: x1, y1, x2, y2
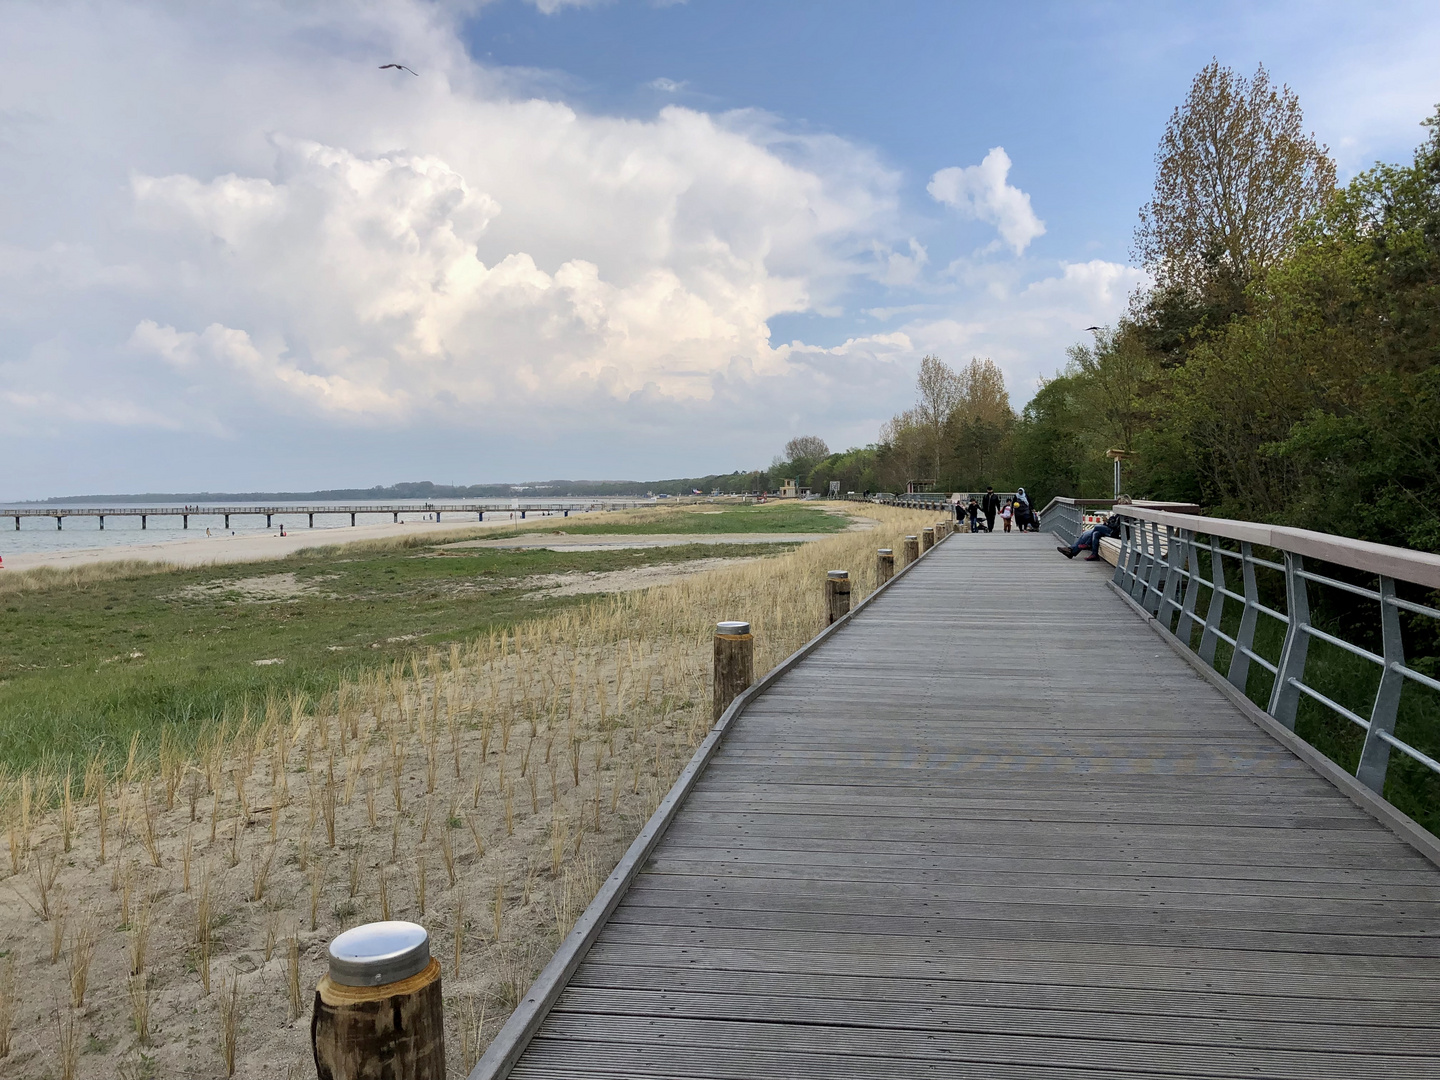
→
(505, 537, 1440, 1078)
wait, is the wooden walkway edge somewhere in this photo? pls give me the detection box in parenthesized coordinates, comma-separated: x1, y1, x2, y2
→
(474, 533, 1440, 1080)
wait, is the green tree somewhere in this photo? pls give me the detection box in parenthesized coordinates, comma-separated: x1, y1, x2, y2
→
(1136, 61, 1335, 309)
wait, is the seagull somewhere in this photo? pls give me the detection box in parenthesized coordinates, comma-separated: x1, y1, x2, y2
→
(380, 63, 419, 76)
(1083, 325, 1102, 331)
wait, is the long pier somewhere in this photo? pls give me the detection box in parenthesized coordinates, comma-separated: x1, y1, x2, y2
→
(0, 501, 645, 530)
(473, 520, 1440, 1078)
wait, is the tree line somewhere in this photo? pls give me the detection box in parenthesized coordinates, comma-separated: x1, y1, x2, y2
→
(778, 63, 1439, 553)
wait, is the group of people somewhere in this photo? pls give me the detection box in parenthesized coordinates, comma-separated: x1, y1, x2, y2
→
(957, 487, 1041, 534)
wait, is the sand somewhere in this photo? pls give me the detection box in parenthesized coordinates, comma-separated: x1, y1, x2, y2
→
(517, 555, 767, 597)
(0, 516, 557, 574)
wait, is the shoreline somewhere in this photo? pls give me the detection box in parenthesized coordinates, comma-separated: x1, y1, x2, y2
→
(0, 515, 547, 572)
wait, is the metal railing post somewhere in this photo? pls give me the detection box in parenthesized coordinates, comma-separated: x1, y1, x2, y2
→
(1143, 522, 1166, 614)
(1112, 518, 1132, 588)
(1267, 552, 1311, 728)
(1157, 525, 1184, 628)
(1129, 521, 1151, 604)
(1198, 537, 1226, 665)
(1226, 542, 1261, 694)
(1176, 530, 1203, 646)
(1356, 577, 1405, 791)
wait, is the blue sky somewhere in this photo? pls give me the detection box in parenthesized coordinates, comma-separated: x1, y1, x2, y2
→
(1, 1, 1436, 497)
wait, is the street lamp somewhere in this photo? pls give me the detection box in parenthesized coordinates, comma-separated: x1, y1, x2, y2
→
(1105, 448, 1134, 500)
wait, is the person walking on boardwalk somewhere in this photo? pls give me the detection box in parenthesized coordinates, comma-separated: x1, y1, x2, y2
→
(967, 497, 984, 532)
(1001, 499, 1014, 533)
(982, 486, 1000, 533)
(1015, 487, 1036, 531)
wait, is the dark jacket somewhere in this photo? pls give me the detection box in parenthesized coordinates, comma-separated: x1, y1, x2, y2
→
(982, 492, 1001, 515)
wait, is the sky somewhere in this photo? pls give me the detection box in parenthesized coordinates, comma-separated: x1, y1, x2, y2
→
(2, 1, 1438, 498)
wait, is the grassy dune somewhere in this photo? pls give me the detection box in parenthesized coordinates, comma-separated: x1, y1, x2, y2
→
(0, 505, 836, 773)
(0, 500, 942, 1079)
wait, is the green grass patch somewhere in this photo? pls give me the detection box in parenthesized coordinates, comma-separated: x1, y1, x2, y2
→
(484, 505, 848, 537)
(0, 536, 784, 773)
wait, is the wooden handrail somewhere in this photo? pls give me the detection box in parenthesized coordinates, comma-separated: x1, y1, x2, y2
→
(1120, 505, 1440, 590)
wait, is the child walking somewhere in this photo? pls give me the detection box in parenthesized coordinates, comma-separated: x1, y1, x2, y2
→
(1001, 501, 1014, 533)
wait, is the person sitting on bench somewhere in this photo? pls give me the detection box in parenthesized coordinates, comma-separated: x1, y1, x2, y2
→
(1059, 511, 1122, 561)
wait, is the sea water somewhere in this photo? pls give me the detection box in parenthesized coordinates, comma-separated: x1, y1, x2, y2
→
(0, 499, 634, 558)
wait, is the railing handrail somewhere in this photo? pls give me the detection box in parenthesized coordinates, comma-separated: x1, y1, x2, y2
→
(1121, 505, 1440, 591)
(1038, 496, 1201, 519)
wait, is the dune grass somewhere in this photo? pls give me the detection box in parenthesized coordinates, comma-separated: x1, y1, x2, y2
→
(472, 503, 850, 538)
(0, 501, 940, 1078)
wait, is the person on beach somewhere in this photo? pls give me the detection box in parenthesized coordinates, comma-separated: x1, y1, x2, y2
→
(1001, 500, 1014, 533)
(982, 487, 1000, 533)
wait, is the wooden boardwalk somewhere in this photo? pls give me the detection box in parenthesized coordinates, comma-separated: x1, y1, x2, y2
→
(508, 535, 1440, 1079)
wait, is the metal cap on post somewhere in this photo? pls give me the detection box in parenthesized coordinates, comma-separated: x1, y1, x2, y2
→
(713, 621, 754, 722)
(327, 921, 430, 987)
(876, 548, 895, 585)
(825, 570, 851, 626)
(313, 921, 445, 1079)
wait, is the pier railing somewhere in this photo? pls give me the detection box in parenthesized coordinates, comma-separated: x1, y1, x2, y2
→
(1111, 504, 1440, 801)
(1037, 497, 1199, 547)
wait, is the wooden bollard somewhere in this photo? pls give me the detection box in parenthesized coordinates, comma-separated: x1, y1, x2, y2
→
(876, 548, 894, 585)
(713, 620, 754, 722)
(313, 921, 444, 1080)
(825, 570, 851, 625)
(903, 535, 919, 565)
(921, 527, 935, 551)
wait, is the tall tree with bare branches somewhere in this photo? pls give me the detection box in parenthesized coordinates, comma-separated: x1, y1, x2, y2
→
(914, 354, 962, 481)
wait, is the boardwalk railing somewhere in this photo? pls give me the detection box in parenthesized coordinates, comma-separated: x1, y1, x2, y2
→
(1112, 504, 1440, 800)
(1038, 496, 1200, 547)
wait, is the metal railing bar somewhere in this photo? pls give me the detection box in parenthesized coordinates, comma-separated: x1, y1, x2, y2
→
(1214, 585, 1248, 605)
(1204, 543, 1286, 573)
(1288, 679, 1372, 732)
(1252, 601, 1290, 625)
(1238, 647, 1279, 675)
(1394, 662, 1440, 695)
(1298, 624, 1385, 667)
(1373, 729, 1440, 776)
(1210, 627, 1239, 648)
(1296, 570, 1382, 602)
(1389, 595, 1440, 621)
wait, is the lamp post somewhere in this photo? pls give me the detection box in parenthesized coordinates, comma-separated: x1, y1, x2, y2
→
(1106, 449, 1135, 499)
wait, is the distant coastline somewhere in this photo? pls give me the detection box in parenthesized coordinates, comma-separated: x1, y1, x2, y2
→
(9, 474, 761, 504)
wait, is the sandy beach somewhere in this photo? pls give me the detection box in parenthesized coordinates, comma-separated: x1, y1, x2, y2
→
(0, 515, 541, 572)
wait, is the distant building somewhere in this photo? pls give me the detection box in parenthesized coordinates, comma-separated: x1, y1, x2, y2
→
(777, 479, 810, 498)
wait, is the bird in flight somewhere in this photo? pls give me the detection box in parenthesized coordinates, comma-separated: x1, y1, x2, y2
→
(380, 64, 418, 76)
(1083, 325, 1102, 331)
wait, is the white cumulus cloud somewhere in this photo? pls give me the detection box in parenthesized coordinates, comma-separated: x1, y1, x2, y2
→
(927, 148, 1046, 254)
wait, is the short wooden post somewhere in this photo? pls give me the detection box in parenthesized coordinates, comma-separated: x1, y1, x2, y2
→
(312, 921, 444, 1079)
(876, 548, 894, 584)
(903, 535, 919, 565)
(713, 621, 754, 722)
(921, 527, 935, 552)
(825, 570, 851, 625)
